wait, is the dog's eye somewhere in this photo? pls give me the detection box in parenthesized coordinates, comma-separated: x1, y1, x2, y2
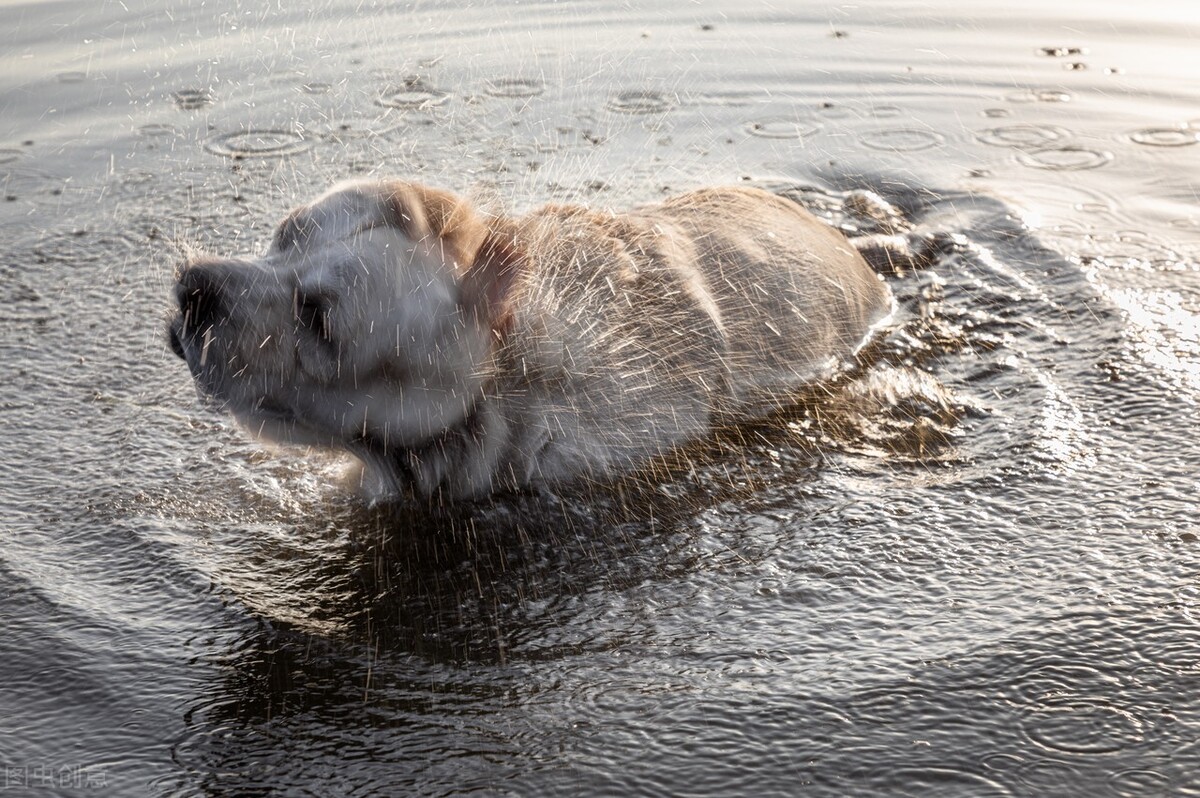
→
(293, 290, 333, 341)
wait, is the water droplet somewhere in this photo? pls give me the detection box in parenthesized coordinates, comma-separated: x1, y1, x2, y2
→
(485, 77, 545, 98)
(56, 71, 87, 84)
(301, 82, 333, 95)
(977, 124, 1070, 148)
(1018, 145, 1112, 170)
(744, 118, 819, 139)
(605, 89, 674, 114)
(1129, 127, 1199, 147)
(982, 108, 1012, 118)
(204, 129, 312, 159)
(860, 128, 945, 152)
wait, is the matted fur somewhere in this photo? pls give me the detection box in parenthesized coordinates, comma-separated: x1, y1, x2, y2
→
(169, 180, 894, 498)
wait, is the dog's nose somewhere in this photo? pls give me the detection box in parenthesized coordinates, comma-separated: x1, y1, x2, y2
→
(175, 261, 228, 331)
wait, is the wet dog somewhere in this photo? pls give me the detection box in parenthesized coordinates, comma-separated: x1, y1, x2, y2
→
(169, 180, 894, 498)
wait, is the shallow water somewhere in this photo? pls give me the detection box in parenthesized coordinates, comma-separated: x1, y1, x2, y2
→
(3, 0, 1200, 795)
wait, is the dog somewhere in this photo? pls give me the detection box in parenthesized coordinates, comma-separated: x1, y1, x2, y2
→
(169, 180, 894, 498)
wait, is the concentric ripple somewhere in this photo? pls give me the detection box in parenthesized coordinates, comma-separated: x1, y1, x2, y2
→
(172, 88, 215, 110)
(376, 85, 450, 109)
(977, 124, 1070, 148)
(485, 77, 545, 98)
(137, 124, 178, 138)
(1017, 145, 1112, 170)
(743, 118, 818, 139)
(605, 89, 674, 114)
(1020, 700, 1147, 755)
(860, 127, 945, 152)
(1109, 768, 1172, 797)
(204, 129, 312, 159)
(1006, 88, 1073, 104)
(1129, 127, 1199, 147)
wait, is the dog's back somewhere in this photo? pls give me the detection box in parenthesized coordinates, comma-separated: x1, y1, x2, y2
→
(491, 187, 893, 486)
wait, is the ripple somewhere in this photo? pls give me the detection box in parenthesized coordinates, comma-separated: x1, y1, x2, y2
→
(1010, 660, 1120, 704)
(1017, 145, 1112, 171)
(1006, 88, 1073, 104)
(1016, 759, 1081, 794)
(1110, 768, 1172, 797)
(376, 85, 450, 109)
(982, 108, 1012, 118)
(137, 123, 178, 138)
(814, 102, 854, 120)
(868, 105, 904, 119)
(860, 128, 945, 152)
(0, 165, 66, 202)
(485, 77, 545, 98)
(1129, 127, 1199, 147)
(1021, 700, 1146, 755)
(688, 91, 756, 107)
(977, 124, 1070, 148)
(743, 118, 818, 139)
(204, 129, 312, 159)
(317, 114, 405, 140)
(605, 89, 675, 114)
(979, 753, 1023, 772)
(300, 82, 333, 95)
(0, 148, 24, 165)
(173, 88, 215, 110)
(858, 765, 1014, 797)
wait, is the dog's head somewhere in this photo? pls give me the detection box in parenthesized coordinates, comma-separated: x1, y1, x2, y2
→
(168, 179, 520, 457)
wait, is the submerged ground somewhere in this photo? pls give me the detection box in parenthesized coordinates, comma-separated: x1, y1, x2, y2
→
(2, 1, 1199, 795)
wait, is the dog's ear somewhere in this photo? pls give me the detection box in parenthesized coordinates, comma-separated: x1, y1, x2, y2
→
(461, 229, 524, 335)
(380, 182, 488, 269)
(376, 180, 521, 333)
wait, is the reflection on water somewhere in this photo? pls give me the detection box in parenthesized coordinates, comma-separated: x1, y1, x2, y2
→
(3, 0, 1200, 795)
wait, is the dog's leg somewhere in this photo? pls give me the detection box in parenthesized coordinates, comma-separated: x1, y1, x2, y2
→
(849, 230, 962, 276)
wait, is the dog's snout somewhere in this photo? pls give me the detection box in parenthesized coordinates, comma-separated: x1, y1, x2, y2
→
(175, 261, 228, 329)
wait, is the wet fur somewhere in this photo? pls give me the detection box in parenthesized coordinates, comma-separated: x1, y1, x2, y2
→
(170, 180, 894, 499)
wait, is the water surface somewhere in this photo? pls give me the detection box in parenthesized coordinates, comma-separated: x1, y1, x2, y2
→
(2, 1, 1199, 795)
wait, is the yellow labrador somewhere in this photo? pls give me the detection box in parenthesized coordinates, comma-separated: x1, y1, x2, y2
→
(169, 180, 893, 498)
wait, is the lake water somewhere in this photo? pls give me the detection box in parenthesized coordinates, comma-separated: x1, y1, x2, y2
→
(3, 0, 1200, 795)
